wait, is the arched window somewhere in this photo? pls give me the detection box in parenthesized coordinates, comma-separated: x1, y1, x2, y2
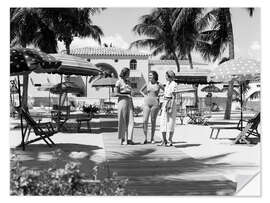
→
(130, 59, 137, 70)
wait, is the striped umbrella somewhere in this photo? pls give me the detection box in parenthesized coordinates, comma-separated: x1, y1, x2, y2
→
(49, 54, 101, 76)
(201, 84, 221, 93)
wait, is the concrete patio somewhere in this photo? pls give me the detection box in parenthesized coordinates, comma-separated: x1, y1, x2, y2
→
(9, 115, 260, 196)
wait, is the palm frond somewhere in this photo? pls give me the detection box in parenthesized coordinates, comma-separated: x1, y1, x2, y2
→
(248, 91, 260, 100)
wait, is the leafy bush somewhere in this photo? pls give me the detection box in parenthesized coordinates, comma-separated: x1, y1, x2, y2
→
(133, 106, 143, 117)
(10, 157, 132, 195)
(82, 105, 99, 115)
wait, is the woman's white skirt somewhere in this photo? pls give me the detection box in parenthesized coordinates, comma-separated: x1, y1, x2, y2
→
(159, 100, 177, 133)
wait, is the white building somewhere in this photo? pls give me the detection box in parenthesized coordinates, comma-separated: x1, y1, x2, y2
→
(13, 47, 259, 111)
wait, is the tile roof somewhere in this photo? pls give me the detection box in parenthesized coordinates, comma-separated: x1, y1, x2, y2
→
(66, 47, 150, 58)
(149, 59, 207, 66)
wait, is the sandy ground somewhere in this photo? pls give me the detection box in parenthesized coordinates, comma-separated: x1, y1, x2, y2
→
(9, 114, 260, 196)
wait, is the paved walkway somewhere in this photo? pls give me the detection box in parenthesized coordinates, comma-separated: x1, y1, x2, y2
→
(10, 118, 260, 196)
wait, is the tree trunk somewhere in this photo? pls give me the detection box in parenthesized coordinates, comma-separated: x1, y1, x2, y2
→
(172, 51, 180, 72)
(65, 41, 71, 55)
(187, 52, 199, 107)
(21, 75, 29, 112)
(187, 52, 194, 69)
(193, 84, 199, 108)
(224, 8, 235, 120)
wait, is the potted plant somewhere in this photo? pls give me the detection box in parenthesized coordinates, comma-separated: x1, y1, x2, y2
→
(82, 104, 99, 118)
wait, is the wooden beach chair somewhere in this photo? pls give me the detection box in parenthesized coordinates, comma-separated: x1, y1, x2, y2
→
(234, 113, 260, 144)
(15, 107, 56, 148)
(209, 112, 260, 143)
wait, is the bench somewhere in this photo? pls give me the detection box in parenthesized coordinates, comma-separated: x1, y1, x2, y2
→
(76, 116, 92, 132)
(209, 125, 240, 139)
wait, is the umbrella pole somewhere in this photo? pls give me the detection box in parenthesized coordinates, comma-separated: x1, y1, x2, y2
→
(49, 92, 51, 109)
(57, 74, 63, 130)
(109, 87, 111, 103)
(85, 76, 88, 97)
(17, 75, 25, 151)
(240, 82, 243, 131)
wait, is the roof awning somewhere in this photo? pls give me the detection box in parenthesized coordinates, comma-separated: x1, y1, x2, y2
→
(175, 84, 195, 93)
(175, 69, 212, 84)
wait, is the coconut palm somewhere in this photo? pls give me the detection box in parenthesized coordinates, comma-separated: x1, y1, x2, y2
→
(10, 8, 104, 110)
(130, 8, 181, 72)
(10, 8, 49, 111)
(39, 8, 104, 54)
(172, 8, 204, 69)
(195, 8, 254, 119)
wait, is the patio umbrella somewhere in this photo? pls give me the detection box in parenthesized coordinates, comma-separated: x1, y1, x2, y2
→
(201, 84, 222, 108)
(208, 58, 260, 129)
(49, 54, 101, 76)
(10, 48, 61, 76)
(50, 81, 84, 106)
(47, 54, 101, 123)
(91, 76, 118, 102)
(10, 47, 62, 150)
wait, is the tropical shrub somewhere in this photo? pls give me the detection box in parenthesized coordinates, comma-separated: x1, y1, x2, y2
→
(82, 104, 99, 115)
(10, 161, 131, 196)
(133, 106, 143, 117)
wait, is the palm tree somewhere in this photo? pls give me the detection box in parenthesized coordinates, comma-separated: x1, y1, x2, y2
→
(130, 8, 181, 72)
(172, 8, 205, 107)
(39, 8, 104, 54)
(172, 8, 204, 69)
(10, 8, 45, 111)
(195, 8, 254, 119)
(10, 8, 104, 110)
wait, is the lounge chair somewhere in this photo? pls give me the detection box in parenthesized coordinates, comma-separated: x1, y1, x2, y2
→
(234, 113, 260, 144)
(15, 107, 56, 148)
(209, 112, 260, 144)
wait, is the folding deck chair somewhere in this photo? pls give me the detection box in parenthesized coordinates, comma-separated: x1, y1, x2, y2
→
(209, 112, 260, 144)
(15, 107, 56, 148)
(234, 113, 260, 144)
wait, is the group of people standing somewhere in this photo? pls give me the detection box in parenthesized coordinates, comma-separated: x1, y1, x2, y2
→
(115, 67, 177, 147)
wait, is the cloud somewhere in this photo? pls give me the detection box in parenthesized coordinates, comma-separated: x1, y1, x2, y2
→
(57, 34, 130, 52)
(101, 34, 129, 49)
(247, 41, 261, 60)
(250, 41, 260, 51)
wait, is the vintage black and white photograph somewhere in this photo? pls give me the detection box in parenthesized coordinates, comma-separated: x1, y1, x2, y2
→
(9, 5, 261, 196)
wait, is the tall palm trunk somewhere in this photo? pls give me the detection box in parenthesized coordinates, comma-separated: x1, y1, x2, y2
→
(21, 43, 30, 112)
(224, 8, 235, 120)
(22, 75, 29, 111)
(172, 51, 180, 72)
(59, 41, 72, 105)
(187, 52, 194, 69)
(188, 52, 199, 107)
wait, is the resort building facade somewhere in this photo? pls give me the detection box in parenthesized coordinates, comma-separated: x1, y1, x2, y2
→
(12, 47, 259, 111)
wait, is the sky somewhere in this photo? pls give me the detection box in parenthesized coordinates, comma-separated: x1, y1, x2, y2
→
(58, 7, 261, 64)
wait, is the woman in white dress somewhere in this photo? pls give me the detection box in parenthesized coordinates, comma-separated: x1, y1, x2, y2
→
(159, 70, 177, 146)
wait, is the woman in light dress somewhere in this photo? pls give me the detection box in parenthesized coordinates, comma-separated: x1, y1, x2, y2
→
(159, 70, 178, 147)
(140, 71, 164, 144)
(115, 67, 134, 145)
